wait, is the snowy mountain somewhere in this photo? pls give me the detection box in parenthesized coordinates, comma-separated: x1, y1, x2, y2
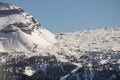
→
(0, 27, 119, 80)
(0, 2, 120, 80)
(57, 27, 120, 52)
(55, 28, 120, 80)
(0, 2, 56, 53)
(43, 28, 120, 62)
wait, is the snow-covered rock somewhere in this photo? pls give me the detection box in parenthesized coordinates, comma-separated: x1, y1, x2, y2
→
(57, 28, 120, 52)
(0, 2, 120, 80)
(24, 66, 35, 76)
(0, 2, 56, 53)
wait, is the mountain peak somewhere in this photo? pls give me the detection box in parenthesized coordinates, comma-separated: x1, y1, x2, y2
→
(0, 2, 56, 53)
(0, 2, 19, 10)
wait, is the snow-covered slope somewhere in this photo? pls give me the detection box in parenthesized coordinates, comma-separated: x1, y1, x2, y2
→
(57, 28, 120, 52)
(42, 28, 120, 62)
(0, 2, 120, 80)
(0, 2, 56, 52)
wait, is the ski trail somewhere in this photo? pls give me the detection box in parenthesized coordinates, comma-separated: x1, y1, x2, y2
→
(60, 63, 82, 80)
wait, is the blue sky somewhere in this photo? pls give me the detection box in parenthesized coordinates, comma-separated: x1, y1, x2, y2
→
(1, 0, 120, 33)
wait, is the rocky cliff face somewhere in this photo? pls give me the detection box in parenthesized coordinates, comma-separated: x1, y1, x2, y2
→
(0, 2, 56, 53)
(0, 2, 120, 80)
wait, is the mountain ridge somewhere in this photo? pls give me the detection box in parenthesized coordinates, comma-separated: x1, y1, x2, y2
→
(0, 2, 56, 53)
(0, 2, 120, 80)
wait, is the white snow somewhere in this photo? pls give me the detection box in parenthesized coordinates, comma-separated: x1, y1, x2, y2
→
(24, 66, 35, 76)
(100, 59, 108, 64)
(0, 2, 19, 10)
(0, 2, 120, 80)
(57, 28, 120, 52)
(60, 63, 82, 80)
(0, 3, 57, 53)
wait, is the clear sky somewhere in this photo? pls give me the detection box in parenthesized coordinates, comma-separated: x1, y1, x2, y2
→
(1, 0, 120, 33)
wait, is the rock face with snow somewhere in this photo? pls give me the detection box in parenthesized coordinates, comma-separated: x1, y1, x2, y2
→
(57, 28, 120, 52)
(0, 2, 56, 53)
(0, 2, 120, 80)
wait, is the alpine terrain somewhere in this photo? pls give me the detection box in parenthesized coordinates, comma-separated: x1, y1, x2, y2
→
(0, 2, 120, 80)
(0, 2, 56, 53)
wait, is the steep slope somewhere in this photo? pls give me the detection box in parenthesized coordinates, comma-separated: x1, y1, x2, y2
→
(0, 27, 120, 80)
(0, 2, 56, 52)
(55, 28, 120, 80)
(42, 28, 120, 61)
(0, 2, 120, 80)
